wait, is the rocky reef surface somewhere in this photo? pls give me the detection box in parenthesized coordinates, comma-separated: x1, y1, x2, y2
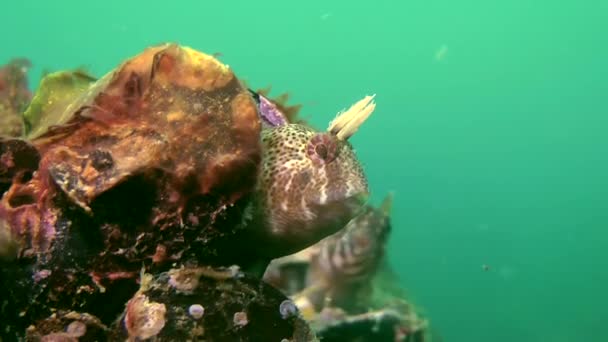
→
(0, 44, 430, 341)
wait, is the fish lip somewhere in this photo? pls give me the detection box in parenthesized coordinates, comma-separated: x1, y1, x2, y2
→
(340, 192, 369, 215)
(315, 182, 369, 206)
(310, 191, 369, 227)
(342, 190, 370, 206)
(261, 191, 370, 258)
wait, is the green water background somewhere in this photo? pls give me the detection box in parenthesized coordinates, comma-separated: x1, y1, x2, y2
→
(2, 1, 607, 341)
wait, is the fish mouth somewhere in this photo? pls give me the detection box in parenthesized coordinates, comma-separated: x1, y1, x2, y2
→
(309, 191, 369, 239)
(336, 192, 370, 215)
(317, 190, 369, 212)
(251, 191, 369, 259)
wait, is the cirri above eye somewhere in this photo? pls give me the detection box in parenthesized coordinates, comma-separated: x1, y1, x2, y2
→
(306, 133, 339, 164)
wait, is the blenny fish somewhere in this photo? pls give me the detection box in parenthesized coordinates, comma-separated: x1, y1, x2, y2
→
(312, 193, 393, 286)
(246, 92, 377, 260)
(292, 193, 393, 313)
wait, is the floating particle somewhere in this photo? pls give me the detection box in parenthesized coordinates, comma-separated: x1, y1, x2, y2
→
(435, 45, 448, 61)
(188, 304, 205, 319)
(279, 299, 298, 319)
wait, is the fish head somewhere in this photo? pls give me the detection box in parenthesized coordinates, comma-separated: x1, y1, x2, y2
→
(255, 123, 369, 256)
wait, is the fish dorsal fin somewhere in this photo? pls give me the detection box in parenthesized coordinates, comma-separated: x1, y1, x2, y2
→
(257, 92, 288, 127)
(379, 192, 394, 216)
(327, 94, 376, 141)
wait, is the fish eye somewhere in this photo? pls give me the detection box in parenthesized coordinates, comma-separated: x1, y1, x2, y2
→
(315, 144, 328, 159)
(307, 133, 339, 164)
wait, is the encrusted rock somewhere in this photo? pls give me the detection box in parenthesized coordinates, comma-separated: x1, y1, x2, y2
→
(109, 267, 317, 341)
(24, 311, 108, 342)
(0, 43, 262, 340)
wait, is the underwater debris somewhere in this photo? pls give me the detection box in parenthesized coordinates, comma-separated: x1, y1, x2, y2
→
(0, 58, 32, 137)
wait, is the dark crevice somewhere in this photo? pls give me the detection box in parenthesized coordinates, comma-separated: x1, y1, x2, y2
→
(8, 191, 35, 207)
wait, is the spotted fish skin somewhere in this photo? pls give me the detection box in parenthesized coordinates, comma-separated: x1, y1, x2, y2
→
(248, 123, 369, 258)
